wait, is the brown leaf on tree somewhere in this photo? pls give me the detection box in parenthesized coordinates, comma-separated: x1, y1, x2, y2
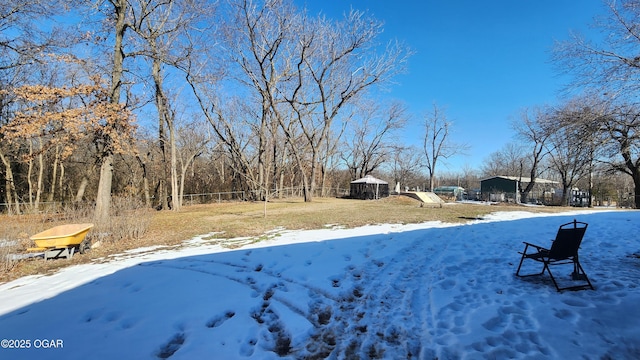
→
(0, 77, 136, 161)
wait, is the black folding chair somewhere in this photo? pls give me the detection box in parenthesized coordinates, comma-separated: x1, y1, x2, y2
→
(516, 219, 594, 291)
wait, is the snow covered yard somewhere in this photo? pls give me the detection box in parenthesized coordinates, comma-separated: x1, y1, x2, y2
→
(0, 210, 639, 359)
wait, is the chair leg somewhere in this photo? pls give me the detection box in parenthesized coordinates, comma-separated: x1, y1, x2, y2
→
(515, 243, 546, 277)
(515, 252, 527, 276)
(515, 254, 546, 277)
(548, 260, 594, 292)
(572, 261, 594, 290)
(544, 263, 562, 292)
(516, 247, 594, 292)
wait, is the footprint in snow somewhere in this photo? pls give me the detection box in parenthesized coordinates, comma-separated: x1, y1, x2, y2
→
(119, 317, 138, 330)
(438, 278, 456, 290)
(156, 332, 185, 359)
(240, 338, 258, 357)
(82, 308, 105, 323)
(553, 308, 579, 323)
(104, 311, 121, 323)
(206, 311, 236, 328)
(482, 315, 507, 332)
(561, 298, 589, 307)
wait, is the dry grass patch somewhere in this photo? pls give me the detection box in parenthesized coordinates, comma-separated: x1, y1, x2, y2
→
(1, 196, 575, 283)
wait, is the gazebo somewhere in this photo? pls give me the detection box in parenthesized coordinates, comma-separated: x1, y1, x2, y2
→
(350, 175, 389, 200)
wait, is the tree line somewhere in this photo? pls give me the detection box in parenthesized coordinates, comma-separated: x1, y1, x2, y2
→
(478, 0, 640, 208)
(0, 0, 413, 219)
(422, 0, 640, 208)
(2, 0, 640, 222)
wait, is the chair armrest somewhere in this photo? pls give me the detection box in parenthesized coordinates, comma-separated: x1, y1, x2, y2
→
(522, 242, 549, 252)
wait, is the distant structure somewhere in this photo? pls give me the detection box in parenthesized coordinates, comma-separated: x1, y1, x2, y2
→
(480, 176, 558, 204)
(350, 175, 389, 200)
(433, 186, 466, 201)
(399, 191, 444, 206)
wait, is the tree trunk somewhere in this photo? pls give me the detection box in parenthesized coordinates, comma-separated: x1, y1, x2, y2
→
(27, 143, 34, 208)
(178, 152, 201, 211)
(321, 163, 328, 197)
(158, 179, 169, 209)
(59, 162, 65, 201)
(142, 174, 150, 207)
(561, 183, 571, 206)
(151, 55, 179, 211)
(75, 176, 88, 203)
(35, 150, 44, 210)
(170, 119, 180, 211)
(301, 171, 311, 202)
(428, 157, 438, 192)
(95, 0, 127, 222)
(633, 169, 640, 209)
(179, 165, 187, 209)
(48, 144, 60, 202)
(0, 149, 19, 214)
(136, 156, 151, 207)
(258, 112, 266, 201)
(95, 154, 113, 221)
(303, 150, 318, 202)
(279, 170, 285, 199)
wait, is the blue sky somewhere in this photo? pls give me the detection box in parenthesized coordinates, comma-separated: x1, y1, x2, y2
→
(299, 1, 608, 173)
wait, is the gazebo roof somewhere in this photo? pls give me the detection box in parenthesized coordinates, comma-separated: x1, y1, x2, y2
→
(350, 175, 388, 185)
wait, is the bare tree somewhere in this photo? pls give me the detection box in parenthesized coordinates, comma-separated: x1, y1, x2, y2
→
(204, 0, 298, 202)
(511, 107, 552, 203)
(175, 119, 213, 209)
(93, 0, 129, 222)
(185, 84, 264, 198)
(0, 0, 71, 213)
(458, 164, 480, 192)
(215, 0, 410, 202)
(422, 103, 467, 192)
(280, 8, 410, 202)
(554, 0, 640, 97)
(341, 101, 407, 180)
(128, 0, 213, 211)
(480, 142, 528, 178)
(0, 0, 64, 71)
(387, 145, 422, 190)
(554, 1, 640, 207)
(599, 103, 640, 208)
(547, 100, 599, 205)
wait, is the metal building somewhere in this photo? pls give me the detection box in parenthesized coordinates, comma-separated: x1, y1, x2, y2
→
(480, 176, 558, 203)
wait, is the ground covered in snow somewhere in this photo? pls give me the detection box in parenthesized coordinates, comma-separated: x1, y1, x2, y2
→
(1, 210, 639, 359)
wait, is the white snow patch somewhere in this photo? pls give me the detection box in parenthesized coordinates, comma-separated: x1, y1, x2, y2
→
(0, 209, 639, 359)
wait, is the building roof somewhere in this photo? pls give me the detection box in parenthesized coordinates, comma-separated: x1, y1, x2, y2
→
(480, 176, 558, 184)
(350, 175, 388, 185)
(434, 186, 465, 191)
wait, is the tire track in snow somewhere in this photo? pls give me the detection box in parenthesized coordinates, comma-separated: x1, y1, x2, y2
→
(164, 256, 341, 302)
(140, 259, 324, 358)
(139, 259, 319, 320)
(321, 229, 455, 359)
